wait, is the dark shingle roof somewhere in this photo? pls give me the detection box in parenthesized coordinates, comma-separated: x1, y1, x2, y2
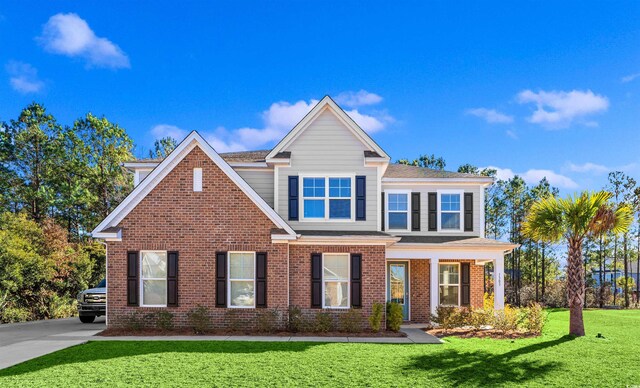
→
(397, 235, 516, 247)
(384, 164, 491, 179)
(218, 150, 270, 163)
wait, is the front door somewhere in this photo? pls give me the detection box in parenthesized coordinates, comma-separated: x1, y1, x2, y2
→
(387, 262, 409, 320)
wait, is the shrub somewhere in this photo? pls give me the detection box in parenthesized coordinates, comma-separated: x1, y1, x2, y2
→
(312, 311, 334, 333)
(544, 280, 568, 308)
(368, 302, 385, 333)
(257, 308, 280, 333)
(225, 309, 243, 332)
(0, 306, 31, 323)
(483, 292, 494, 310)
(156, 310, 174, 331)
(123, 312, 144, 331)
(339, 309, 363, 333)
(522, 302, 546, 334)
(386, 302, 403, 332)
(492, 305, 520, 333)
(187, 305, 211, 334)
(469, 308, 491, 331)
(288, 305, 305, 332)
(431, 306, 457, 332)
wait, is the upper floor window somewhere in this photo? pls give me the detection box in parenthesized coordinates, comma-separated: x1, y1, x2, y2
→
(302, 176, 353, 221)
(386, 191, 410, 231)
(439, 191, 463, 231)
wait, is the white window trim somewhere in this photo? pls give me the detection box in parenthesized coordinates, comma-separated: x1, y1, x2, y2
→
(322, 253, 350, 309)
(299, 174, 356, 222)
(140, 250, 168, 308)
(437, 189, 464, 233)
(385, 190, 411, 232)
(438, 262, 461, 306)
(227, 251, 256, 309)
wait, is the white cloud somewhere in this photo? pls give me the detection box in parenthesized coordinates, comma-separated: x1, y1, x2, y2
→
(149, 93, 394, 152)
(505, 130, 518, 139)
(38, 13, 130, 69)
(335, 90, 383, 108)
(567, 162, 609, 175)
(5, 61, 44, 93)
(487, 166, 578, 189)
(621, 73, 640, 83)
(465, 108, 514, 124)
(517, 89, 608, 128)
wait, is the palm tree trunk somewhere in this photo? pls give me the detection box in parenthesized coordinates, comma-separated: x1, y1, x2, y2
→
(541, 244, 546, 301)
(613, 236, 618, 305)
(599, 235, 604, 308)
(624, 235, 629, 308)
(567, 237, 586, 336)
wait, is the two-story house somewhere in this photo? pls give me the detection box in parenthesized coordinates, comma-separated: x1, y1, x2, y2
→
(92, 96, 516, 328)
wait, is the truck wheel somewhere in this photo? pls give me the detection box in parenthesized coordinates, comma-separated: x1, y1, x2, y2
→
(79, 315, 96, 323)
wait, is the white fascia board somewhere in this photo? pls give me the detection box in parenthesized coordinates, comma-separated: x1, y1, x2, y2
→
(92, 131, 297, 238)
(228, 162, 269, 168)
(92, 229, 122, 241)
(386, 247, 509, 260)
(266, 96, 390, 160)
(122, 162, 160, 171)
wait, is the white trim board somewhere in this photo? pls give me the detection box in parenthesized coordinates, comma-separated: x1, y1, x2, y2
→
(92, 131, 296, 238)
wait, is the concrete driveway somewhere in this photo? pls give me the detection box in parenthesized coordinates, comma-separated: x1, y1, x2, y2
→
(0, 317, 105, 370)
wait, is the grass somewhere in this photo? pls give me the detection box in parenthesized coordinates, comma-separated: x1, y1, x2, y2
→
(1, 309, 639, 387)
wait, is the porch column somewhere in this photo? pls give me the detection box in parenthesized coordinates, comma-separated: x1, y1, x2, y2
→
(430, 257, 439, 316)
(494, 256, 505, 310)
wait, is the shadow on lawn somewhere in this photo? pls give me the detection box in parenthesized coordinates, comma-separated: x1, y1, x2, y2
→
(0, 340, 322, 377)
(406, 335, 575, 386)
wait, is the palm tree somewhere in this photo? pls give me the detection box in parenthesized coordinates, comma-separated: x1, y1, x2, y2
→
(522, 191, 633, 336)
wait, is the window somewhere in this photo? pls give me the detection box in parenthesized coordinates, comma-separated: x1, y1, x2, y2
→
(386, 191, 409, 230)
(329, 178, 351, 219)
(193, 168, 202, 192)
(141, 251, 167, 306)
(439, 264, 459, 305)
(302, 177, 353, 220)
(323, 254, 349, 308)
(439, 192, 462, 231)
(228, 252, 255, 308)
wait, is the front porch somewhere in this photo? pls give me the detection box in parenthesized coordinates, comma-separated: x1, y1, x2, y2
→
(385, 237, 516, 323)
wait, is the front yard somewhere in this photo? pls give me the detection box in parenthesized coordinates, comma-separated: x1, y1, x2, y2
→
(1, 309, 639, 387)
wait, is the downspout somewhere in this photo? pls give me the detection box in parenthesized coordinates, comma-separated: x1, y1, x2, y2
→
(98, 240, 108, 327)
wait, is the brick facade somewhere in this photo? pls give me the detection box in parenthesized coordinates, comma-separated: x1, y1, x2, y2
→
(105, 145, 490, 330)
(289, 244, 386, 328)
(106, 146, 288, 329)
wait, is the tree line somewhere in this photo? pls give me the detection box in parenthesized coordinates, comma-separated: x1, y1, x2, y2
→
(399, 155, 640, 309)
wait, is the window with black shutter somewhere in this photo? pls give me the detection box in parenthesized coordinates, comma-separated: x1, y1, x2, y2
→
(350, 254, 362, 308)
(461, 263, 471, 306)
(411, 192, 421, 231)
(381, 192, 385, 231)
(311, 253, 322, 308)
(215, 252, 227, 307)
(464, 193, 473, 231)
(127, 251, 139, 306)
(167, 251, 179, 307)
(428, 192, 437, 231)
(355, 176, 366, 221)
(288, 176, 299, 220)
(256, 252, 267, 308)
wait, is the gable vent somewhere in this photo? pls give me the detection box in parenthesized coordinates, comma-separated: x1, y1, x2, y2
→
(193, 168, 203, 192)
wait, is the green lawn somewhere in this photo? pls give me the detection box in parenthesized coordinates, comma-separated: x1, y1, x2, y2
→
(1, 310, 639, 387)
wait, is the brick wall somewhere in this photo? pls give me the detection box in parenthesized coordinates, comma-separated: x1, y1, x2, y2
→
(289, 244, 386, 329)
(106, 146, 288, 329)
(408, 260, 430, 322)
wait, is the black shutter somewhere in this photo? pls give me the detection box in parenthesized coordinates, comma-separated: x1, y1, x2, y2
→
(411, 192, 421, 231)
(428, 192, 437, 231)
(288, 176, 299, 221)
(381, 192, 385, 231)
(350, 254, 362, 308)
(127, 251, 139, 306)
(464, 193, 473, 232)
(256, 252, 267, 308)
(311, 253, 322, 308)
(356, 176, 366, 221)
(167, 251, 178, 307)
(215, 252, 227, 307)
(461, 263, 471, 306)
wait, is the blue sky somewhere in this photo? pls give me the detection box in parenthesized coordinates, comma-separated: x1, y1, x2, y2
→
(1, 1, 639, 193)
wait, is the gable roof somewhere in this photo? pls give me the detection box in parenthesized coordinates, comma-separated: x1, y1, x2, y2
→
(265, 96, 390, 160)
(92, 131, 297, 239)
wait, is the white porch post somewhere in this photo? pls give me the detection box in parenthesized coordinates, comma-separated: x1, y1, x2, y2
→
(494, 256, 505, 310)
(430, 257, 439, 317)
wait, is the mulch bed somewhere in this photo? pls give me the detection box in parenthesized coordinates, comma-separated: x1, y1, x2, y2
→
(425, 327, 538, 339)
(98, 328, 406, 337)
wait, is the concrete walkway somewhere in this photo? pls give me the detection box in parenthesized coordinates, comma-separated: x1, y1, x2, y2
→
(0, 317, 105, 370)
